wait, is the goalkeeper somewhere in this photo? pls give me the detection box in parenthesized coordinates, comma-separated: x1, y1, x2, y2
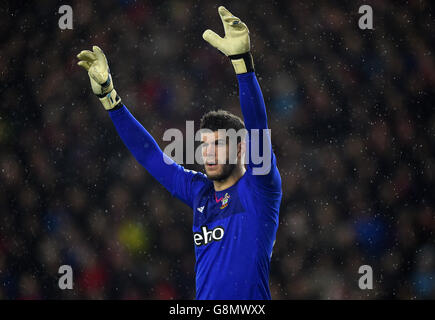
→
(77, 6, 282, 300)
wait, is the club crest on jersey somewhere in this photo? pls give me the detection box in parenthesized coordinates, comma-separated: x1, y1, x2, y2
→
(220, 193, 230, 209)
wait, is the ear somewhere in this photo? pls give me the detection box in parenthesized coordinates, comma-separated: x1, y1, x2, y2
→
(238, 140, 246, 158)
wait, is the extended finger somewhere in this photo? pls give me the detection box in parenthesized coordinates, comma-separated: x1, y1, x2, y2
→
(92, 46, 106, 63)
(77, 60, 91, 71)
(77, 50, 96, 63)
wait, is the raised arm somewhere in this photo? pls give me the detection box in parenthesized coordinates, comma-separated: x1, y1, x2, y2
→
(202, 6, 281, 192)
(77, 46, 207, 207)
(108, 104, 207, 208)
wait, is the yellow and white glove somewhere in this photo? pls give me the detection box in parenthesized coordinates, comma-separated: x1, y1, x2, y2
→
(77, 46, 121, 110)
(202, 6, 254, 74)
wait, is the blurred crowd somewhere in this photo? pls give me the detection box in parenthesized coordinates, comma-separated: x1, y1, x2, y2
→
(0, 0, 434, 299)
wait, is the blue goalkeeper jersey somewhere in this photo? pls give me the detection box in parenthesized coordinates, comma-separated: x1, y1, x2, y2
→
(109, 72, 282, 300)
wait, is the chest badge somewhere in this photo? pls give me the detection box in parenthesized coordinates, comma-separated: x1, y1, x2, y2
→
(215, 192, 230, 209)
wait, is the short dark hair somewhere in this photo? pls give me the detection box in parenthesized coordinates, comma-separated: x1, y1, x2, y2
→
(200, 110, 245, 132)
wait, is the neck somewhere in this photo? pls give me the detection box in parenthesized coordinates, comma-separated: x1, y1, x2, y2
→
(213, 165, 246, 191)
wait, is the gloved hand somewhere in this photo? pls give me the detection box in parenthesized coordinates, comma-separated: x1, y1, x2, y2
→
(77, 46, 121, 110)
(202, 6, 254, 74)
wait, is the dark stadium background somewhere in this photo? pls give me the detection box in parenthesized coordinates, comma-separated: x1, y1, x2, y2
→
(0, 0, 434, 299)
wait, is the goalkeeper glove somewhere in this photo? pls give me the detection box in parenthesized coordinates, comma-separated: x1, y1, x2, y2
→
(202, 6, 254, 74)
(77, 46, 121, 110)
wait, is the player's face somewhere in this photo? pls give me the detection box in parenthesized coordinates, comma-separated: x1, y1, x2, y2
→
(201, 131, 238, 181)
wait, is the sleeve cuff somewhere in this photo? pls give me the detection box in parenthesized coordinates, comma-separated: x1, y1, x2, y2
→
(229, 52, 255, 74)
(108, 103, 127, 113)
(236, 71, 256, 82)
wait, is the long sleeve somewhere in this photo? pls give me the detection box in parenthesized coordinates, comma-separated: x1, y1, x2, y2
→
(108, 104, 207, 208)
(236, 72, 281, 192)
